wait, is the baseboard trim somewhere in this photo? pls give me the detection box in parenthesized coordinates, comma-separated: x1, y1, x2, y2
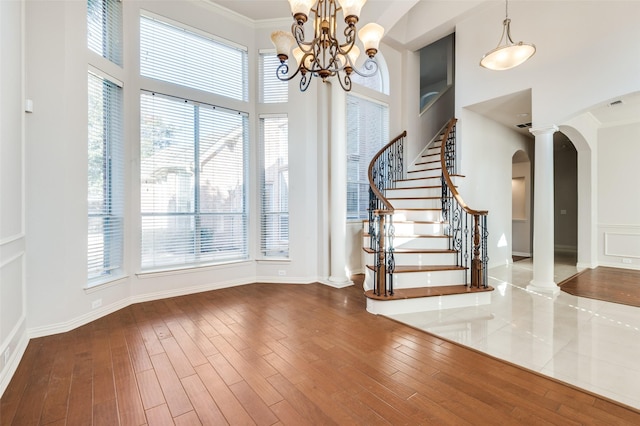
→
(596, 261, 640, 271)
(0, 320, 29, 398)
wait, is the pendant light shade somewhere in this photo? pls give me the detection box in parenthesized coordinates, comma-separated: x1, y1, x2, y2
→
(480, 1, 536, 70)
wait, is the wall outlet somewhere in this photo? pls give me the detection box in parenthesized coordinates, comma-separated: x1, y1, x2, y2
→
(4, 347, 10, 365)
(278, 270, 286, 276)
(92, 298, 102, 309)
(622, 258, 633, 264)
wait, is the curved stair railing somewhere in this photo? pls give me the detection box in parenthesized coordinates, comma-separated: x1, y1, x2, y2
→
(440, 118, 489, 288)
(367, 131, 407, 296)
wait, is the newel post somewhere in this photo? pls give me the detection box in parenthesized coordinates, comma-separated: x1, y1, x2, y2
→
(376, 213, 386, 296)
(471, 214, 482, 287)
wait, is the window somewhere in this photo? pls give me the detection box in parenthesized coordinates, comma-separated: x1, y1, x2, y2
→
(259, 52, 288, 103)
(260, 116, 289, 257)
(140, 14, 248, 101)
(88, 0, 123, 66)
(346, 94, 389, 220)
(88, 72, 124, 283)
(140, 92, 248, 270)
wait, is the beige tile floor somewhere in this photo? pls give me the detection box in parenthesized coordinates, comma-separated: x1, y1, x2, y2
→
(388, 255, 640, 410)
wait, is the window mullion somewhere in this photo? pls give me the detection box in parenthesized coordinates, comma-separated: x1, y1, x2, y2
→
(194, 105, 201, 259)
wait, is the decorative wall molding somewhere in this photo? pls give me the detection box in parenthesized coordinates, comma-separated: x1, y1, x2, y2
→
(604, 232, 640, 258)
(0, 233, 25, 247)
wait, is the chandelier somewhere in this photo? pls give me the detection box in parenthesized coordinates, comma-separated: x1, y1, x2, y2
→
(480, 0, 536, 70)
(270, 0, 384, 92)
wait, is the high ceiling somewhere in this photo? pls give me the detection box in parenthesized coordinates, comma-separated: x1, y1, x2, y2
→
(206, 0, 640, 138)
(208, 1, 290, 20)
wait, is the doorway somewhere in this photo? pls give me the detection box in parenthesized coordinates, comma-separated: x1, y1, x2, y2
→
(512, 150, 532, 261)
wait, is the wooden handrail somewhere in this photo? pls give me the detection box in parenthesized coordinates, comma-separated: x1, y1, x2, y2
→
(439, 119, 488, 216)
(367, 130, 407, 211)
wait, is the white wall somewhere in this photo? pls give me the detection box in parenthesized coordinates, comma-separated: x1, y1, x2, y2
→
(597, 122, 640, 270)
(456, 1, 640, 126)
(0, 0, 29, 394)
(452, 1, 640, 270)
(457, 110, 532, 268)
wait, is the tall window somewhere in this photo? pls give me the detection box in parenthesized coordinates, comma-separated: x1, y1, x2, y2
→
(88, 72, 124, 283)
(260, 116, 289, 257)
(346, 95, 389, 220)
(140, 93, 248, 270)
(88, 0, 123, 66)
(140, 14, 248, 101)
(259, 52, 288, 103)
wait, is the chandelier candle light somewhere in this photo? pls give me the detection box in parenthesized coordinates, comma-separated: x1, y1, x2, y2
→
(271, 0, 384, 91)
(480, 0, 536, 70)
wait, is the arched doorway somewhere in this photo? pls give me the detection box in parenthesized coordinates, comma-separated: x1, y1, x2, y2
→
(512, 150, 532, 261)
(553, 133, 578, 264)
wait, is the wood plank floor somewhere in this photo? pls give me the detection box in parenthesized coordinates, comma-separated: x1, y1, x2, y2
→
(2, 280, 640, 425)
(560, 266, 640, 308)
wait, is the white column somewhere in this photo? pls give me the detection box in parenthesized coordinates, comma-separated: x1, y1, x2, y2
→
(326, 82, 352, 287)
(528, 125, 560, 295)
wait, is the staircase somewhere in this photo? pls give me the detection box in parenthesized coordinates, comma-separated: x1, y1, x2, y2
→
(363, 119, 493, 316)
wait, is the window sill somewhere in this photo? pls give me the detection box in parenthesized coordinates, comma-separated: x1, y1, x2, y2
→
(136, 259, 253, 279)
(84, 275, 129, 294)
(256, 258, 291, 264)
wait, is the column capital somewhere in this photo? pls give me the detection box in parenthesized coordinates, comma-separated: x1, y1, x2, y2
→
(529, 125, 559, 136)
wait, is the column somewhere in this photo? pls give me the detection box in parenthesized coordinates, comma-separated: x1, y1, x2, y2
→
(528, 125, 560, 295)
(326, 82, 352, 287)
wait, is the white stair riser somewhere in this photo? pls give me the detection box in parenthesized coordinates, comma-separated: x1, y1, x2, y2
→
(363, 236, 450, 250)
(395, 177, 441, 188)
(364, 268, 466, 289)
(386, 187, 442, 198)
(406, 170, 441, 180)
(389, 198, 441, 209)
(366, 291, 492, 315)
(393, 210, 442, 222)
(363, 222, 446, 235)
(364, 252, 458, 265)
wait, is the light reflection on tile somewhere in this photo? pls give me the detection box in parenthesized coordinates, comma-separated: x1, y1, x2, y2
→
(387, 256, 640, 410)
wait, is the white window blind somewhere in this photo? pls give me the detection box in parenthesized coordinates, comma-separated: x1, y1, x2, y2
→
(88, 72, 124, 283)
(88, 0, 123, 66)
(140, 14, 248, 102)
(140, 92, 248, 270)
(260, 116, 289, 257)
(346, 94, 389, 220)
(260, 52, 288, 103)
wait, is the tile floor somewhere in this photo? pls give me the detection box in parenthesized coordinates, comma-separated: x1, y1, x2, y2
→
(387, 256, 640, 410)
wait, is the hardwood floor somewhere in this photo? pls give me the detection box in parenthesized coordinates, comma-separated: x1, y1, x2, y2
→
(2, 281, 640, 425)
(560, 266, 640, 308)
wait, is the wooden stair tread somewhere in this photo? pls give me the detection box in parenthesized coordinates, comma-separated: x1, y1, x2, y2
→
(363, 233, 449, 238)
(363, 220, 446, 224)
(408, 167, 441, 173)
(364, 285, 494, 301)
(363, 247, 455, 254)
(392, 208, 441, 211)
(396, 177, 441, 182)
(366, 264, 465, 273)
(387, 196, 445, 200)
(388, 185, 444, 190)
